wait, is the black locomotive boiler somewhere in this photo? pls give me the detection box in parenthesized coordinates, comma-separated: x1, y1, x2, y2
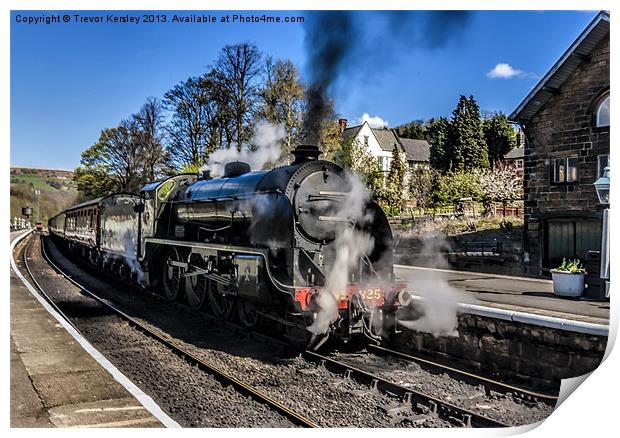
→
(49, 144, 408, 348)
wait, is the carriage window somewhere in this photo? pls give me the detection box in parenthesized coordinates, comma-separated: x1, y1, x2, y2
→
(596, 95, 610, 127)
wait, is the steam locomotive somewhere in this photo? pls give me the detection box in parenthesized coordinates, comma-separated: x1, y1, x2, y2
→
(48, 144, 409, 348)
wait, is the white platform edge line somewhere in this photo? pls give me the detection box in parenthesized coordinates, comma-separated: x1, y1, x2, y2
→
(395, 263, 554, 283)
(10, 231, 181, 428)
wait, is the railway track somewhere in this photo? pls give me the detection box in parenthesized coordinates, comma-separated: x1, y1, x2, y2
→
(19, 234, 317, 428)
(302, 350, 510, 428)
(18, 233, 551, 427)
(366, 344, 558, 404)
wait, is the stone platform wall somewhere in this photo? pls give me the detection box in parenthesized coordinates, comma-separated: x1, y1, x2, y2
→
(391, 313, 607, 391)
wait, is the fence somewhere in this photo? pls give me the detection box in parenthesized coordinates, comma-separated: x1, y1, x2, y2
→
(393, 203, 523, 220)
(494, 205, 524, 218)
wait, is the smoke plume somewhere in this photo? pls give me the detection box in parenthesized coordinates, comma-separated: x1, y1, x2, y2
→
(204, 120, 285, 176)
(302, 11, 472, 143)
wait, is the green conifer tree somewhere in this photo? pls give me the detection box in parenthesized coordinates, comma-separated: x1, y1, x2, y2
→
(426, 117, 450, 171)
(385, 146, 407, 211)
(483, 112, 517, 167)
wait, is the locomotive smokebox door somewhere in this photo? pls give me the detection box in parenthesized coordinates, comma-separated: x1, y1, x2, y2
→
(234, 255, 269, 304)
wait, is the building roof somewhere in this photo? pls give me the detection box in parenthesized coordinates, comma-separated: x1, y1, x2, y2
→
(342, 124, 363, 140)
(371, 127, 400, 152)
(510, 11, 610, 123)
(504, 144, 524, 160)
(342, 122, 400, 152)
(399, 138, 431, 162)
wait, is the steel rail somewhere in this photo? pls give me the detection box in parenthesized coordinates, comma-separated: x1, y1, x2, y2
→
(35, 235, 319, 428)
(367, 344, 559, 404)
(20, 235, 81, 333)
(302, 350, 511, 428)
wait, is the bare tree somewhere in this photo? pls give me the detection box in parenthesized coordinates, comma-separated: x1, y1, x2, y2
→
(258, 57, 304, 157)
(163, 77, 214, 169)
(202, 69, 234, 149)
(75, 120, 144, 197)
(132, 97, 170, 180)
(214, 42, 262, 149)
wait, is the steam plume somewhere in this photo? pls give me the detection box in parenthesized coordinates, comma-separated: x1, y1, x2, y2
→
(307, 175, 374, 335)
(204, 120, 285, 176)
(398, 237, 476, 336)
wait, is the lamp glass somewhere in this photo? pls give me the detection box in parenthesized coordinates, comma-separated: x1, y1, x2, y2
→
(594, 167, 610, 204)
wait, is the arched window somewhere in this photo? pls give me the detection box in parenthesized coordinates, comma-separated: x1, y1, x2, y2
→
(596, 95, 610, 127)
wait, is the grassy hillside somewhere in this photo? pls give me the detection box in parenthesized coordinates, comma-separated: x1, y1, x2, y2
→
(10, 172, 79, 225)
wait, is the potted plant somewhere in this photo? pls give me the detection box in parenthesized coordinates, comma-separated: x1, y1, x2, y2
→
(550, 258, 586, 297)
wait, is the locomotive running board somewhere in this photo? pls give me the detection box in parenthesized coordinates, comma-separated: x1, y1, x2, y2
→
(145, 237, 270, 258)
(144, 237, 294, 293)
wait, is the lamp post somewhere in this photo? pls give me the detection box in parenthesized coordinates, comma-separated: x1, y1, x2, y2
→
(35, 189, 41, 223)
(593, 166, 610, 298)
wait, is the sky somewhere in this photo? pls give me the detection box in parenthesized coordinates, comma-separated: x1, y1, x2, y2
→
(10, 9, 599, 170)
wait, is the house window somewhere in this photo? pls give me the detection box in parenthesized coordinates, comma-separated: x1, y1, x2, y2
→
(378, 157, 384, 170)
(363, 135, 369, 147)
(552, 156, 578, 183)
(597, 154, 610, 178)
(515, 159, 524, 171)
(596, 95, 610, 127)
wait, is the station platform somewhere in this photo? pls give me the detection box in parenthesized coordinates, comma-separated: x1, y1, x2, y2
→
(10, 232, 169, 427)
(395, 265, 610, 327)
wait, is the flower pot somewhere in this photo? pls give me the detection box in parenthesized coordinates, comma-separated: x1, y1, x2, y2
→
(550, 270, 585, 297)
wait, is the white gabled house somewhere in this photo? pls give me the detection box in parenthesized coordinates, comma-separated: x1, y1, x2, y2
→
(340, 119, 430, 173)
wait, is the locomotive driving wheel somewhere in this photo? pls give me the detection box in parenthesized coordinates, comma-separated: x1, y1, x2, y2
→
(238, 300, 261, 329)
(207, 282, 236, 320)
(184, 254, 208, 310)
(162, 246, 184, 301)
(185, 274, 208, 310)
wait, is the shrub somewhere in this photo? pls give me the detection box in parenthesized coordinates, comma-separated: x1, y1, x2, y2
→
(433, 170, 482, 206)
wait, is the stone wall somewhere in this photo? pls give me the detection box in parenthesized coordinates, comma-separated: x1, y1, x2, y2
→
(392, 313, 606, 391)
(522, 36, 610, 291)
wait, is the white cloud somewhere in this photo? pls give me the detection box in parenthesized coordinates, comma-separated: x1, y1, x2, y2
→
(358, 113, 389, 128)
(486, 63, 525, 79)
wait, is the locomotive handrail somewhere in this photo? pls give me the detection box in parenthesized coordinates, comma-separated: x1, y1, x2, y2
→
(181, 188, 284, 203)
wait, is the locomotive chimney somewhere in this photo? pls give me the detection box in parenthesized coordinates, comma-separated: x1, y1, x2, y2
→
(291, 144, 322, 165)
(200, 169, 212, 180)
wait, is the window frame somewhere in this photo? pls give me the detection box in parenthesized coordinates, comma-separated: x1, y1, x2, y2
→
(595, 95, 610, 128)
(514, 159, 524, 171)
(551, 155, 579, 184)
(597, 154, 610, 179)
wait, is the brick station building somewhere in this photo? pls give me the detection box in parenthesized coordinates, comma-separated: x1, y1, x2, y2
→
(510, 11, 609, 299)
